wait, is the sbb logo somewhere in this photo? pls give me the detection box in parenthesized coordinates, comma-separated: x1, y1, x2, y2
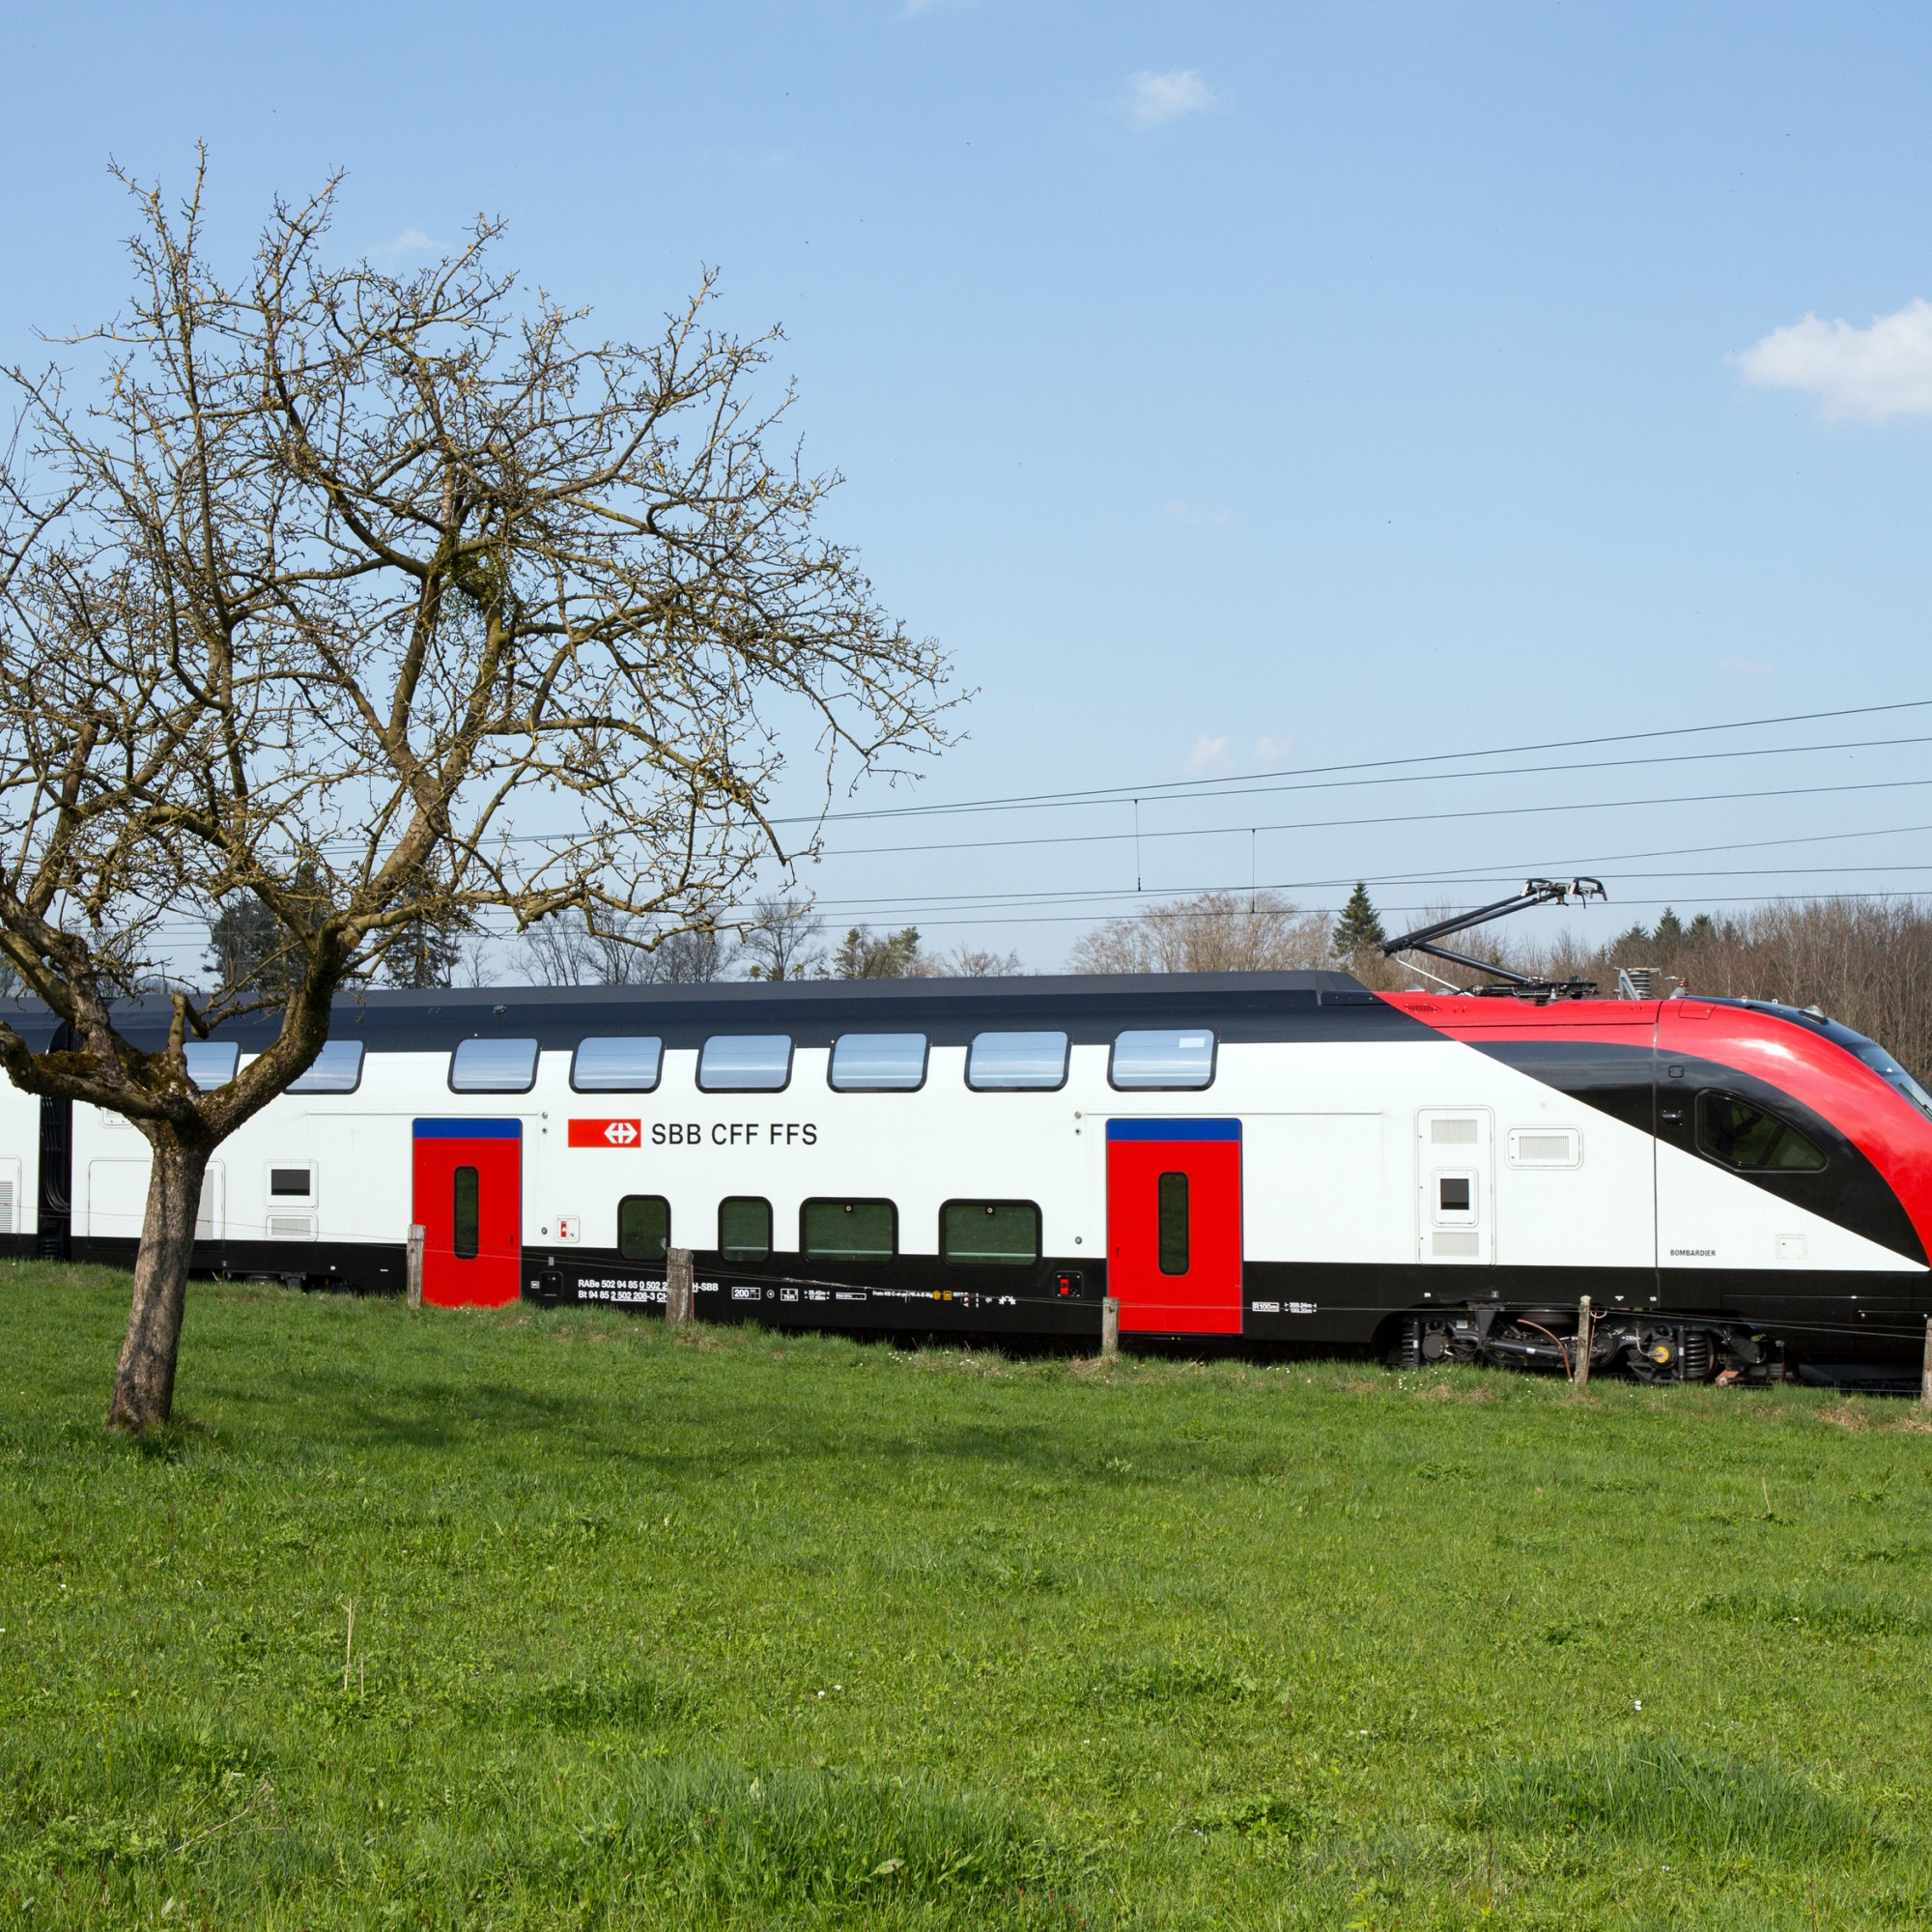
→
(567, 1119, 641, 1149)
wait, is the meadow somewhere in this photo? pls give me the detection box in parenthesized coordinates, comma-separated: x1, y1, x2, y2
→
(2, 1264, 1930, 1929)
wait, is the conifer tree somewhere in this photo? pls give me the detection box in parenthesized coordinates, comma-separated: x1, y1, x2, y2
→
(1331, 882, 1387, 959)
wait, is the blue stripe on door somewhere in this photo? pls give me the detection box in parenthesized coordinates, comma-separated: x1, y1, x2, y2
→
(412, 1118, 523, 1140)
(1105, 1118, 1241, 1143)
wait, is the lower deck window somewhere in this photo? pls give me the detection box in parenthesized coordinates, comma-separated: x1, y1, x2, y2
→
(801, 1198, 895, 1260)
(719, 1196, 772, 1260)
(453, 1166, 479, 1260)
(619, 1194, 670, 1262)
(940, 1200, 1040, 1265)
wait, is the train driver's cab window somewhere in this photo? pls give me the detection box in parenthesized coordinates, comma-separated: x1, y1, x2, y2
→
(450, 1037, 539, 1094)
(829, 1033, 927, 1092)
(801, 1198, 896, 1259)
(618, 1195, 670, 1262)
(572, 1036, 663, 1093)
(1110, 1030, 1215, 1091)
(290, 1040, 364, 1094)
(966, 1031, 1069, 1091)
(719, 1196, 772, 1259)
(185, 1041, 240, 1089)
(1696, 1093, 1826, 1172)
(940, 1200, 1040, 1265)
(698, 1035, 792, 1092)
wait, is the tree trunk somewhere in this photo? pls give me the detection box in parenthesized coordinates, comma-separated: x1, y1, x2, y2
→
(107, 1132, 212, 1434)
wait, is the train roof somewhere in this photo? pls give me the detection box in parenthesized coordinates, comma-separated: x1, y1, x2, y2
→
(0, 969, 1429, 1053)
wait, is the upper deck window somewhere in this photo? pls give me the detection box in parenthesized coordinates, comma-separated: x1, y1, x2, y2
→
(967, 1031, 1069, 1092)
(449, 1037, 539, 1094)
(289, 1040, 364, 1094)
(829, 1033, 928, 1092)
(571, 1036, 663, 1093)
(698, 1035, 792, 1093)
(1109, 1029, 1215, 1091)
(184, 1041, 240, 1089)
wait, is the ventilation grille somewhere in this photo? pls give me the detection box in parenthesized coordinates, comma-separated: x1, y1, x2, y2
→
(266, 1213, 317, 1241)
(0, 1179, 14, 1235)
(1511, 1129, 1580, 1167)
(1431, 1118, 1480, 1145)
(1432, 1231, 1481, 1259)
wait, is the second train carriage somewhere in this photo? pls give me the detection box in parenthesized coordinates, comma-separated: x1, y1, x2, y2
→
(5, 969, 1931, 1379)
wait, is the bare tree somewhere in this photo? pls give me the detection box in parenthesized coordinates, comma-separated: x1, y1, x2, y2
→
(738, 892, 825, 980)
(0, 157, 951, 1431)
(1069, 891, 1330, 974)
(937, 943, 1023, 977)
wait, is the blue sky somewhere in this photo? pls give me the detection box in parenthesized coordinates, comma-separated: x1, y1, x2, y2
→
(6, 2, 1931, 967)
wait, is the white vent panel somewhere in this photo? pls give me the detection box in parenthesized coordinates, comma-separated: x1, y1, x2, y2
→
(1508, 1128, 1581, 1169)
(1432, 1230, 1481, 1259)
(0, 1179, 14, 1235)
(1430, 1118, 1479, 1146)
(266, 1213, 317, 1241)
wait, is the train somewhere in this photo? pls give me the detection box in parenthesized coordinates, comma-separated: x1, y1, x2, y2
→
(5, 968, 1930, 1382)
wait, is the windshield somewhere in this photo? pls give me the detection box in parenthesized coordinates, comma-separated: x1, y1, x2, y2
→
(1850, 1039, 1932, 1117)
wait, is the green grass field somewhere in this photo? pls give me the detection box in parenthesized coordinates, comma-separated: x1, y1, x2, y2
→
(3, 1264, 1931, 1928)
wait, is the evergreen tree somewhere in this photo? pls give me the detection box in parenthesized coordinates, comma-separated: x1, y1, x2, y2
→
(384, 915, 466, 989)
(1652, 908, 1687, 951)
(835, 925, 925, 978)
(1330, 882, 1387, 958)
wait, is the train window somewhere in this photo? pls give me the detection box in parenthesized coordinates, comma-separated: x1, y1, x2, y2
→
(290, 1040, 364, 1094)
(270, 1166, 313, 1199)
(1109, 1030, 1215, 1090)
(967, 1031, 1069, 1091)
(698, 1035, 792, 1092)
(450, 1037, 539, 1094)
(801, 1198, 896, 1259)
(571, 1036, 663, 1093)
(618, 1195, 670, 1262)
(719, 1196, 772, 1259)
(453, 1166, 480, 1260)
(184, 1041, 240, 1089)
(1696, 1093, 1826, 1172)
(1438, 1177, 1472, 1212)
(829, 1033, 928, 1092)
(1156, 1172, 1189, 1275)
(940, 1200, 1040, 1265)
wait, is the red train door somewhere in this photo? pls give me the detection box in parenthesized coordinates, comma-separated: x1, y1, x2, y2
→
(412, 1119, 523, 1307)
(1106, 1119, 1242, 1334)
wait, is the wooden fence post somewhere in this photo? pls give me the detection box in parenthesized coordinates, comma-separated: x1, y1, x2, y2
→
(666, 1245, 695, 1328)
(406, 1224, 424, 1310)
(1574, 1294, 1593, 1391)
(1100, 1295, 1120, 1360)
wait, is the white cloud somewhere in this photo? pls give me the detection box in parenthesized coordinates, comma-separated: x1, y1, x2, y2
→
(1163, 499, 1231, 527)
(1731, 298, 1932, 421)
(1251, 733, 1297, 765)
(369, 226, 437, 264)
(1123, 69, 1216, 128)
(1179, 733, 1234, 779)
(1716, 655, 1773, 675)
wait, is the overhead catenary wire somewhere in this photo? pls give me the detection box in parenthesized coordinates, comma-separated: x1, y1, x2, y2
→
(782, 695, 1932, 825)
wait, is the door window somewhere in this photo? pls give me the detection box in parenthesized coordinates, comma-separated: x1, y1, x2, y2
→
(453, 1166, 480, 1259)
(1156, 1172, 1189, 1275)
